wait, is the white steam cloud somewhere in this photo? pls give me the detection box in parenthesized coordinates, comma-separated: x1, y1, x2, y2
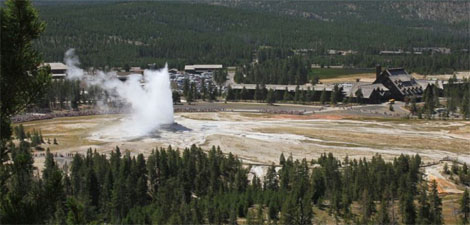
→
(64, 49, 174, 139)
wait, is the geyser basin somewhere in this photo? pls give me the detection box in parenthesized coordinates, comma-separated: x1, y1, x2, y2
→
(22, 113, 470, 167)
(65, 49, 174, 139)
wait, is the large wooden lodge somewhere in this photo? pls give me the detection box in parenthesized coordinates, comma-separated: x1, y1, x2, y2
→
(230, 65, 440, 103)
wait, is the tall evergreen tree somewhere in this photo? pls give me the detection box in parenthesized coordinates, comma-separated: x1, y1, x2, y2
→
(401, 192, 416, 225)
(42, 149, 64, 220)
(417, 182, 431, 225)
(283, 88, 292, 102)
(330, 85, 338, 105)
(429, 180, 442, 225)
(266, 89, 275, 105)
(319, 88, 327, 104)
(0, 0, 51, 142)
(461, 189, 470, 224)
(377, 190, 391, 225)
(355, 88, 363, 104)
(225, 85, 235, 101)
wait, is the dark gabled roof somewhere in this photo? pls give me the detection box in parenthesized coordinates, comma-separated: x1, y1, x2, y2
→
(349, 82, 389, 99)
(386, 68, 408, 76)
(382, 68, 422, 97)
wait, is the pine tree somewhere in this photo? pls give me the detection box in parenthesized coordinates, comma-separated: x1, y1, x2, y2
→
(461, 189, 470, 224)
(14, 124, 26, 141)
(401, 192, 416, 225)
(320, 88, 327, 105)
(39, 130, 45, 144)
(264, 164, 279, 191)
(65, 197, 86, 225)
(2, 141, 38, 223)
(240, 86, 248, 100)
(433, 82, 440, 107)
(355, 88, 363, 104)
(201, 78, 207, 101)
(186, 84, 194, 104)
(183, 78, 190, 98)
(42, 149, 64, 218)
(424, 85, 435, 118)
(330, 86, 337, 105)
(299, 90, 306, 104)
(410, 96, 418, 115)
(294, 85, 300, 103)
(172, 90, 181, 104)
(306, 87, 314, 102)
(261, 84, 268, 102)
(280, 194, 296, 225)
(1, 0, 51, 142)
(266, 89, 275, 105)
(360, 189, 375, 222)
(429, 180, 442, 225)
(226, 85, 235, 101)
(283, 88, 292, 102)
(417, 182, 430, 225)
(447, 78, 457, 113)
(86, 168, 100, 207)
(462, 90, 470, 120)
(377, 190, 391, 225)
(254, 84, 261, 102)
(209, 83, 216, 101)
(234, 69, 244, 84)
(268, 196, 280, 222)
(191, 82, 199, 100)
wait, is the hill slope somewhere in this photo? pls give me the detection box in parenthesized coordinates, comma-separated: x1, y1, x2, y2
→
(34, 1, 469, 73)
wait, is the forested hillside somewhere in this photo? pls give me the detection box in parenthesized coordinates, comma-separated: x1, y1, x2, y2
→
(217, 0, 469, 33)
(34, 1, 469, 74)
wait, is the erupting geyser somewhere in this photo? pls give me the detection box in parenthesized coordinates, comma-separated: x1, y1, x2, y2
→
(64, 49, 174, 140)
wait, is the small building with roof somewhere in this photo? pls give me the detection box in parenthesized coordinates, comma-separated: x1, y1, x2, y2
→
(44, 62, 68, 79)
(184, 64, 223, 73)
(415, 79, 444, 90)
(347, 82, 390, 104)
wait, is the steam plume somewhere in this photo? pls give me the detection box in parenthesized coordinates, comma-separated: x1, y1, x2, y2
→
(64, 49, 174, 139)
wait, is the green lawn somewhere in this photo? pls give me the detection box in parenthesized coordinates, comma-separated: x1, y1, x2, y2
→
(309, 68, 374, 79)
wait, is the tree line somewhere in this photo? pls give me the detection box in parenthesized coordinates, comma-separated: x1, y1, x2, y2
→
(32, 79, 107, 111)
(225, 84, 344, 106)
(5, 138, 470, 224)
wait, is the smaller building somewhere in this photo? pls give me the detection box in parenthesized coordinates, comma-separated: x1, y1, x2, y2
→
(328, 49, 357, 56)
(379, 50, 405, 55)
(413, 47, 451, 54)
(184, 64, 223, 74)
(347, 82, 390, 104)
(129, 67, 144, 74)
(44, 62, 68, 79)
(415, 79, 444, 91)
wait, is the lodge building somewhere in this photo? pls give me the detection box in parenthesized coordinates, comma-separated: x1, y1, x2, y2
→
(373, 66, 424, 101)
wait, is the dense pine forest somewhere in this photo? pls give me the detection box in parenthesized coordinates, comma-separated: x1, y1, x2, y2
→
(3, 138, 463, 224)
(34, 1, 469, 75)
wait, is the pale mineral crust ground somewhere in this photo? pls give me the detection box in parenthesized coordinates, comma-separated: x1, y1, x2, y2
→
(19, 109, 470, 194)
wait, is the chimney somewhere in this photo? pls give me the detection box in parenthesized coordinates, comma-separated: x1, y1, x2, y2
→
(376, 64, 382, 80)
